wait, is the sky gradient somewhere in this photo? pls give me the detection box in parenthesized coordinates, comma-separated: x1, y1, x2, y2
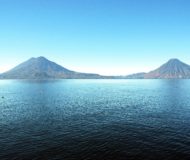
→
(0, 0, 190, 75)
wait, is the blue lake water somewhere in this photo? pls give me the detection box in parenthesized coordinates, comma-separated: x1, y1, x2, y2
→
(0, 79, 190, 160)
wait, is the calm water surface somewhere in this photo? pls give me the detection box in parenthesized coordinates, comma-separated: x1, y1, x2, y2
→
(0, 80, 190, 160)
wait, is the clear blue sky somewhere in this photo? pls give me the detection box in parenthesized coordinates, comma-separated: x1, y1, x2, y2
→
(0, 0, 190, 75)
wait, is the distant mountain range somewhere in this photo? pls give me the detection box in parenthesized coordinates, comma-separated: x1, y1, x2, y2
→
(1, 57, 190, 79)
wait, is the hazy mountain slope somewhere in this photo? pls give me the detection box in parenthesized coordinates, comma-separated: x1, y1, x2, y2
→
(0, 57, 101, 79)
(125, 72, 146, 79)
(144, 59, 190, 79)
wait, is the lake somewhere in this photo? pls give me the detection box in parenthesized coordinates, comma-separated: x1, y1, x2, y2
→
(0, 79, 190, 160)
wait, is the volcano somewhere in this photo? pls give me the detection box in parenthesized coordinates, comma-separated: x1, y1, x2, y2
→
(144, 59, 190, 79)
(0, 57, 101, 79)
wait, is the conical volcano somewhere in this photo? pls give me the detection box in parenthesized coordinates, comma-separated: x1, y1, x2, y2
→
(145, 59, 190, 79)
(0, 57, 101, 79)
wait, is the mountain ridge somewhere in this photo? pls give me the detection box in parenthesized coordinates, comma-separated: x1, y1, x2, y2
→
(1, 57, 190, 79)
